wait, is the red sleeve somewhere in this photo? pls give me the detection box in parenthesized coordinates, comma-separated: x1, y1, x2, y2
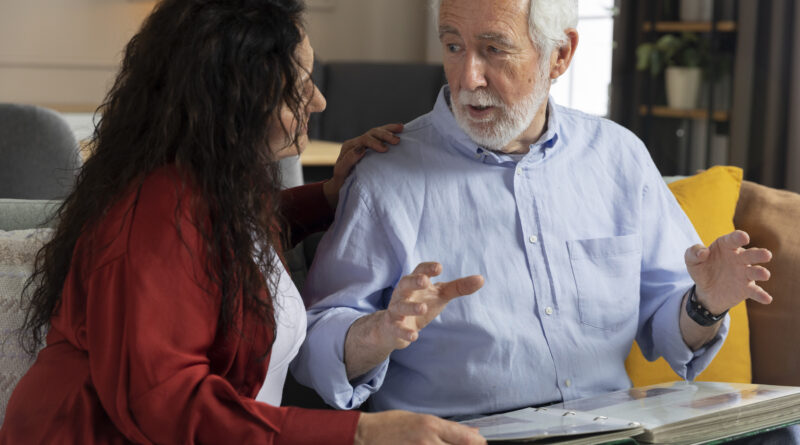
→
(280, 181, 335, 248)
(81, 186, 358, 444)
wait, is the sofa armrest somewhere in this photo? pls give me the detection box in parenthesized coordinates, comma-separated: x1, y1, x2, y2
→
(734, 180, 800, 385)
(0, 199, 61, 231)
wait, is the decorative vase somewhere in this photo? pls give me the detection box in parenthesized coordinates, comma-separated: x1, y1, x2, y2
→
(665, 66, 702, 110)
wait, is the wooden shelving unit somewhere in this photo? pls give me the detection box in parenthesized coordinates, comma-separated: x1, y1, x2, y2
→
(638, 105, 729, 122)
(642, 21, 736, 33)
(635, 1, 739, 175)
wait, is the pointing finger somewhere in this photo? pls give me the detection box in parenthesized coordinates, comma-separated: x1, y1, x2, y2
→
(436, 275, 485, 301)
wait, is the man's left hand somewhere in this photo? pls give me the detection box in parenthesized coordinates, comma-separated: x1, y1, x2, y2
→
(685, 230, 773, 316)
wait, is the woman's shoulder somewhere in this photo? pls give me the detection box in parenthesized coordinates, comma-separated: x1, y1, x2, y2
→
(84, 165, 203, 272)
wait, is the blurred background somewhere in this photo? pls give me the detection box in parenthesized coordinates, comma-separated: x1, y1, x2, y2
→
(1, 0, 797, 192)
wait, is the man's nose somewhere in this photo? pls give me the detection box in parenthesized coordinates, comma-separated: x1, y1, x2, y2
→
(461, 53, 487, 91)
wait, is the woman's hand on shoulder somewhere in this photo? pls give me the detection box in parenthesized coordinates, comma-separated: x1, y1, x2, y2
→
(323, 123, 403, 208)
(355, 411, 486, 445)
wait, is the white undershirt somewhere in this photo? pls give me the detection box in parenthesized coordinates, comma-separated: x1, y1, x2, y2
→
(254, 252, 307, 406)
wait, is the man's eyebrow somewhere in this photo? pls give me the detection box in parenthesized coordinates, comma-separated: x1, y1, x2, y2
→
(438, 25, 461, 39)
(476, 32, 516, 48)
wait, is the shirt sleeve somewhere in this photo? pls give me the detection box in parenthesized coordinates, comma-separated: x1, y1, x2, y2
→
(636, 155, 729, 380)
(280, 181, 336, 248)
(81, 203, 359, 445)
(291, 176, 402, 409)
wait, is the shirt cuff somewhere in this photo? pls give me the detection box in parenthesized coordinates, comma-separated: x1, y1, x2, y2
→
(651, 290, 730, 380)
(291, 309, 390, 410)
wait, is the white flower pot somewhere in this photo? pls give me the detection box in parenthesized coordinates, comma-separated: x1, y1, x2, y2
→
(665, 66, 702, 110)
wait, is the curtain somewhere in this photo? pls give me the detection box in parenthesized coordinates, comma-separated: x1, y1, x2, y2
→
(730, 0, 800, 192)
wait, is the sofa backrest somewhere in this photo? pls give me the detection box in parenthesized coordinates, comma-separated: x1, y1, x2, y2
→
(0, 103, 82, 200)
(0, 199, 60, 231)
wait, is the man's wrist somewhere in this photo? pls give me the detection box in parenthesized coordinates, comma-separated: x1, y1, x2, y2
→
(685, 285, 728, 327)
(344, 311, 394, 380)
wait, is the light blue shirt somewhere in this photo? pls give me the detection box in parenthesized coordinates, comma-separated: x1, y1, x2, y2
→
(291, 87, 728, 417)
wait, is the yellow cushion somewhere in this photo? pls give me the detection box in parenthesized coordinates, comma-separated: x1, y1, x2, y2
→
(625, 166, 751, 385)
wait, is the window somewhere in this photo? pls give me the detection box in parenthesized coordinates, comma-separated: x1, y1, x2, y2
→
(550, 0, 616, 117)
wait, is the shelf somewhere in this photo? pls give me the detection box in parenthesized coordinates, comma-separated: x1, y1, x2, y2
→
(642, 21, 737, 33)
(639, 105, 729, 122)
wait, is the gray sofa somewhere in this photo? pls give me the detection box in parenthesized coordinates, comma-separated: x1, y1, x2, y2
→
(0, 103, 82, 200)
(0, 199, 60, 231)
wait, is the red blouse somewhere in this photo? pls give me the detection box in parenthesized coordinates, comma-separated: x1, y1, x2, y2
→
(0, 166, 359, 444)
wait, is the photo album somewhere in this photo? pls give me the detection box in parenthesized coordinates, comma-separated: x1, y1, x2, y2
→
(460, 381, 800, 444)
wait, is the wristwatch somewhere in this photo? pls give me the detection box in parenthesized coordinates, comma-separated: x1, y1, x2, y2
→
(685, 285, 728, 326)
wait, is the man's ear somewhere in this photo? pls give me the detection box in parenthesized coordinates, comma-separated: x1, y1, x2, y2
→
(550, 28, 579, 80)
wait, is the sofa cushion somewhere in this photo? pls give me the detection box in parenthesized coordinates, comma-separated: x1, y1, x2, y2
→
(626, 166, 751, 385)
(0, 228, 52, 424)
(734, 181, 800, 385)
(0, 199, 60, 231)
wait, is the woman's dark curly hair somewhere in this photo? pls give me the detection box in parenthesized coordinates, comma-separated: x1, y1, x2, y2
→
(20, 0, 309, 353)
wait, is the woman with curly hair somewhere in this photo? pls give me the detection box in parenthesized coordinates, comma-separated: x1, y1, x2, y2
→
(0, 0, 485, 443)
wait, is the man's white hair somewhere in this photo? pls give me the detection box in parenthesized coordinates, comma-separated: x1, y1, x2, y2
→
(430, 0, 578, 56)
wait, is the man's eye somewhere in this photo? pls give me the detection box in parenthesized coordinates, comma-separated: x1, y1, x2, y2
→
(488, 46, 502, 54)
(446, 44, 461, 53)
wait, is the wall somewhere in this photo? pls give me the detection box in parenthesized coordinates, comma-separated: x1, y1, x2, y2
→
(305, 0, 435, 63)
(0, 0, 438, 109)
(0, 0, 156, 109)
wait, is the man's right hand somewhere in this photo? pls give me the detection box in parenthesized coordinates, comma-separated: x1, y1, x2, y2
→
(344, 262, 484, 379)
(355, 411, 486, 445)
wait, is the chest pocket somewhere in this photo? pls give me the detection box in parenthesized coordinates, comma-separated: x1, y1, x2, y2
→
(567, 234, 642, 330)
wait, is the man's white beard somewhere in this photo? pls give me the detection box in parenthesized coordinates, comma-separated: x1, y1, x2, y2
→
(452, 73, 550, 152)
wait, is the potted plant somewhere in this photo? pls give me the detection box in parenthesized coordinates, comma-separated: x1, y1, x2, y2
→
(636, 32, 709, 109)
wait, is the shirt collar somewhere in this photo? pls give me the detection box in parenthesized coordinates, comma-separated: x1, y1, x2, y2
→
(431, 85, 561, 166)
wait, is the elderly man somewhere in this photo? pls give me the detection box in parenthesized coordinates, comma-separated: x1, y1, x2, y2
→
(291, 0, 774, 419)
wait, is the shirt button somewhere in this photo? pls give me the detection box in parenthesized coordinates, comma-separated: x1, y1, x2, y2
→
(515, 167, 523, 175)
(545, 306, 553, 315)
(565, 379, 572, 387)
(528, 235, 538, 244)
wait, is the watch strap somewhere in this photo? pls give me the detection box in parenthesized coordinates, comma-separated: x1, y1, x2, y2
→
(685, 285, 728, 327)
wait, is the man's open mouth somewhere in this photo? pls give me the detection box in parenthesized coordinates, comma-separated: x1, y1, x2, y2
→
(470, 105, 492, 111)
